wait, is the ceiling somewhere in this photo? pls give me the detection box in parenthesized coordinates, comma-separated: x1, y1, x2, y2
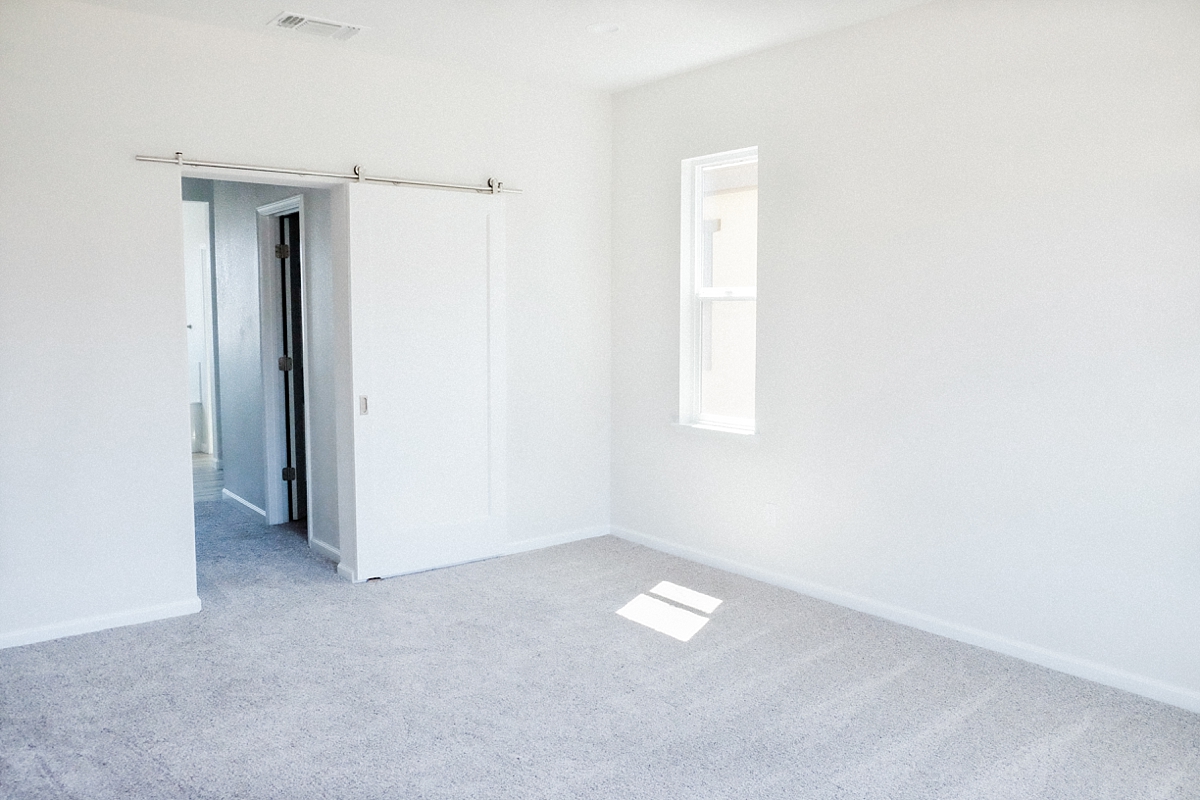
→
(80, 0, 931, 91)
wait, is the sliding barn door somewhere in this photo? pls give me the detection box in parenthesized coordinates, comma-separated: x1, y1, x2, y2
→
(347, 183, 505, 579)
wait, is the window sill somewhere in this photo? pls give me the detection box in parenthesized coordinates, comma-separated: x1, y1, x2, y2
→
(674, 420, 756, 436)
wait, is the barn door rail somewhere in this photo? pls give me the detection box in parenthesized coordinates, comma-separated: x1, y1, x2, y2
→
(135, 152, 520, 194)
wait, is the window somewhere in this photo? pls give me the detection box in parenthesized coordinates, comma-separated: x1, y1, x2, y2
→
(679, 147, 758, 434)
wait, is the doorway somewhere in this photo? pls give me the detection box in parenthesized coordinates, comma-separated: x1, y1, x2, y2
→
(181, 178, 340, 565)
(182, 197, 223, 502)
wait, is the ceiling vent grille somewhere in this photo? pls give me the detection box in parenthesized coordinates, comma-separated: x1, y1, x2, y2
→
(269, 12, 363, 41)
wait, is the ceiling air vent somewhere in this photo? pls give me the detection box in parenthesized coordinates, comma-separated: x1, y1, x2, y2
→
(269, 12, 363, 41)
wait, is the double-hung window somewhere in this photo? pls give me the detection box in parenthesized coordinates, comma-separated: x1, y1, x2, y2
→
(679, 147, 758, 434)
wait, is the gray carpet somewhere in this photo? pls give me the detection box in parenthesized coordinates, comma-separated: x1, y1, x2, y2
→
(2, 500, 1198, 799)
(191, 454, 224, 503)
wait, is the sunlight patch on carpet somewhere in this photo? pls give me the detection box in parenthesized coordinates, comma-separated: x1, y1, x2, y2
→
(616, 593, 712, 642)
(648, 580, 722, 614)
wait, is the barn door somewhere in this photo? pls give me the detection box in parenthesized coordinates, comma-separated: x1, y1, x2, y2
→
(346, 183, 506, 579)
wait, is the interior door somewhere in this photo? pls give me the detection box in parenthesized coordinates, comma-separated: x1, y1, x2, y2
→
(347, 183, 505, 579)
(278, 212, 306, 521)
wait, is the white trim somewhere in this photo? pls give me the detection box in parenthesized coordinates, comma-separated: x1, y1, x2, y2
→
(671, 421, 759, 437)
(688, 414, 756, 435)
(500, 525, 610, 556)
(610, 525, 1200, 715)
(696, 287, 756, 300)
(0, 597, 202, 650)
(202, 237, 218, 458)
(333, 525, 609, 583)
(309, 537, 340, 562)
(222, 488, 266, 516)
(679, 157, 698, 423)
(254, 195, 306, 218)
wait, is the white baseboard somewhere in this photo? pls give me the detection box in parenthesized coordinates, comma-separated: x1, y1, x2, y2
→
(501, 525, 610, 556)
(309, 537, 340, 563)
(0, 597, 203, 650)
(334, 525, 611, 584)
(223, 488, 265, 516)
(610, 525, 1200, 715)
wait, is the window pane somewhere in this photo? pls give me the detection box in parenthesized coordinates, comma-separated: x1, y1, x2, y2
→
(682, 147, 758, 432)
(700, 163, 757, 289)
(700, 300, 756, 421)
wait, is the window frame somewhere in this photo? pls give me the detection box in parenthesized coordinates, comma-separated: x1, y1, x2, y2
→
(678, 146, 759, 435)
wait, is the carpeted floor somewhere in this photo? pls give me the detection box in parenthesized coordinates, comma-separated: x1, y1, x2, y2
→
(2, 499, 1198, 799)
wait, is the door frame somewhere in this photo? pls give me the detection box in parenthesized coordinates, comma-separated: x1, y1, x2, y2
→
(256, 194, 312, 529)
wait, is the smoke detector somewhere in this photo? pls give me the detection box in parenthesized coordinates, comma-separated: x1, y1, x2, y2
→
(269, 12, 364, 41)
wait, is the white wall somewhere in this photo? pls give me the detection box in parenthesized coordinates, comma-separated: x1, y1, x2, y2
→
(611, 0, 1200, 709)
(0, 0, 611, 646)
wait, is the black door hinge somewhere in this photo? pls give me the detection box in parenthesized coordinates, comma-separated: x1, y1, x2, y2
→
(282, 467, 297, 481)
(275, 243, 290, 259)
(278, 355, 293, 371)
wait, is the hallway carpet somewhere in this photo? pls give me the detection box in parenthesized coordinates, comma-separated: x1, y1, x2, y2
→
(2, 500, 1198, 799)
(191, 453, 224, 503)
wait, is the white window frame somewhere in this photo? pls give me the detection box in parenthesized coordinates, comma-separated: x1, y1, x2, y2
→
(679, 146, 758, 435)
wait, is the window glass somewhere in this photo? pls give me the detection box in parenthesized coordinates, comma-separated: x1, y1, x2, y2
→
(699, 299, 756, 421)
(680, 147, 758, 433)
(700, 164, 757, 289)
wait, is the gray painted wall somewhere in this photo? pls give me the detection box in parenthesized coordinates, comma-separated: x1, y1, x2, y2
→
(181, 178, 212, 204)
(212, 182, 292, 511)
(301, 188, 339, 553)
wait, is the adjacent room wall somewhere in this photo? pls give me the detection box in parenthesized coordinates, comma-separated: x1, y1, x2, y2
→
(0, 0, 611, 646)
(611, 0, 1200, 709)
(210, 181, 275, 513)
